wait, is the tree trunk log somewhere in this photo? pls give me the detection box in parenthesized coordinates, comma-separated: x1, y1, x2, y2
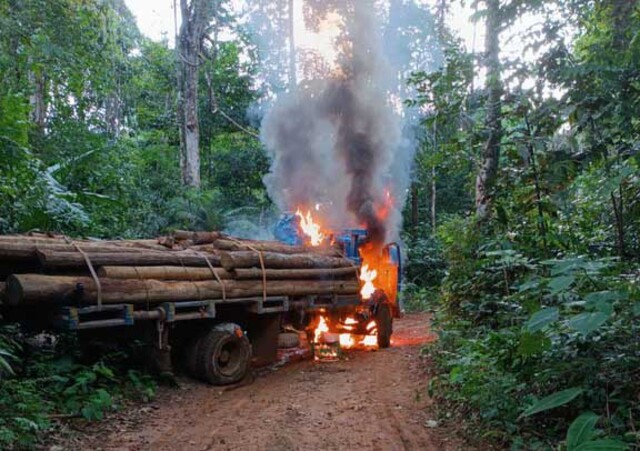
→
(37, 250, 221, 268)
(97, 266, 358, 281)
(211, 239, 338, 255)
(6, 274, 359, 305)
(219, 251, 354, 271)
(233, 267, 358, 280)
(98, 266, 233, 281)
(0, 282, 5, 303)
(172, 230, 223, 244)
(0, 242, 150, 259)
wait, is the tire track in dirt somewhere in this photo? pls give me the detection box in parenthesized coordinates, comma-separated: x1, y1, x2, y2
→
(64, 313, 469, 451)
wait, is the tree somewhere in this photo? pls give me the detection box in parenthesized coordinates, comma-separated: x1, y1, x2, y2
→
(475, 0, 503, 221)
(177, 0, 222, 187)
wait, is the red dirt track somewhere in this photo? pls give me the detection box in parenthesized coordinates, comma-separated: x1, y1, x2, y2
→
(65, 313, 467, 450)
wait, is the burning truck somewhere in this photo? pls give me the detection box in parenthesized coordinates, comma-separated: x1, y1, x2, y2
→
(1, 0, 416, 386)
(276, 209, 402, 356)
(0, 213, 401, 386)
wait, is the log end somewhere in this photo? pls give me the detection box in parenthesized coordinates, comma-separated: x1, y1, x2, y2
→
(218, 252, 236, 272)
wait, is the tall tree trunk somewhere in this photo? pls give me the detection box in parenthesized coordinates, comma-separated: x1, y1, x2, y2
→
(475, 0, 503, 221)
(177, 0, 217, 188)
(431, 166, 437, 235)
(288, 0, 297, 91)
(410, 182, 419, 237)
(524, 114, 548, 256)
(29, 68, 47, 134)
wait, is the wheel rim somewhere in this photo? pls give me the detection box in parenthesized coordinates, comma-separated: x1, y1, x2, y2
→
(215, 339, 244, 377)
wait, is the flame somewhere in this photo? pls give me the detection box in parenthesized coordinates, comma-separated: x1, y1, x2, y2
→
(296, 209, 326, 246)
(314, 315, 330, 343)
(362, 335, 378, 347)
(339, 334, 355, 347)
(359, 264, 378, 300)
(313, 315, 377, 355)
(375, 188, 394, 222)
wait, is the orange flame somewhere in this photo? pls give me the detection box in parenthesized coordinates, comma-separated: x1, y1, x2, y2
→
(295, 209, 325, 246)
(359, 264, 378, 300)
(339, 334, 355, 347)
(314, 315, 330, 343)
(312, 315, 378, 353)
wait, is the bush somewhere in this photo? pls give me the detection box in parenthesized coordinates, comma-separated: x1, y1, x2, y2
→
(425, 226, 640, 448)
(0, 326, 156, 449)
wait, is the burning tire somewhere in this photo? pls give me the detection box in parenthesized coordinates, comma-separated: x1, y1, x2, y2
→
(375, 303, 392, 348)
(195, 323, 251, 385)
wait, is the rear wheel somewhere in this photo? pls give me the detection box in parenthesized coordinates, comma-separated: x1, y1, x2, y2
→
(375, 303, 392, 348)
(196, 324, 252, 385)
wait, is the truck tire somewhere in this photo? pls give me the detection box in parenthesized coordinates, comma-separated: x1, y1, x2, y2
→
(278, 332, 300, 349)
(375, 303, 392, 349)
(196, 325, 251, 385)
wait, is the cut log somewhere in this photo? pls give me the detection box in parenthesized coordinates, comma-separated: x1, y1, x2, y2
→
(37, 250, 221, 268)
(6, 274, 359, 305)
(0, 236, 168, 251)
(0, 242, 150, 259)
(98, 266, 233, 281)
(219, 251, 354, 271)
(233, 267, 358, 280)
(172, 230, 222, 244)
(0, 235, 89, 245)
(211, 239, 339, 256)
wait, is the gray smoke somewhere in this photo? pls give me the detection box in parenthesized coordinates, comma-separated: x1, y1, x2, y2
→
(258, 0, 442, 245)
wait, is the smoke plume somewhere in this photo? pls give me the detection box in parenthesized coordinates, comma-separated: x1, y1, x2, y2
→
(259, 0, 441, 245)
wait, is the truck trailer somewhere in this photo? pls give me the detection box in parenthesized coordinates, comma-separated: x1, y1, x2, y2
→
(0, 218, 401, 385)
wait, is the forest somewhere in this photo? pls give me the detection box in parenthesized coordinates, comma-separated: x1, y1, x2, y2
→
(0, 0, 639, 449)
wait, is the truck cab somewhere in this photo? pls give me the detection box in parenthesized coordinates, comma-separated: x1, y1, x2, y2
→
(275, 213, 403, 348)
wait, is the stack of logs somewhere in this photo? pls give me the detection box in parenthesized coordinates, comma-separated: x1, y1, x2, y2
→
(0, 231, 360, 307)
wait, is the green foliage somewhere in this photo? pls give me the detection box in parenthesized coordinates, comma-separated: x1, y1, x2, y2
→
(0, 327, 157, 449)
(521, 388, 583, 418)
(564, 412, 629, 450)
(411, 1, 640, 447)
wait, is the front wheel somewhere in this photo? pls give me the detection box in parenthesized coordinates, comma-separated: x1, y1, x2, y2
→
(375, 303, 392, 348)
(195, 324, 252, 385)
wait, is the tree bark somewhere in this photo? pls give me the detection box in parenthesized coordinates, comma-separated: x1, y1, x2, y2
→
(172, 230, 223, 244)
(29, 69, 47, 133)
(98, 265, 233, 280)
(233, 267, 358, 280)
(98, 266, 357, 281)
(219, 251, 355, 271)
(6, 274, 359, 305)
(475, 0, 503, 221)
(410, 182, 419, 237)
(211, 238, 338, 255)
(0, 243, 150, 264)
(37, 250, 221, 268)
(177, 0, 219, 187)
(524, 114, 548, 256)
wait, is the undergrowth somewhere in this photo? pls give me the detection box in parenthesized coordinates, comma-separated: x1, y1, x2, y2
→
(0, 325, 156, 449)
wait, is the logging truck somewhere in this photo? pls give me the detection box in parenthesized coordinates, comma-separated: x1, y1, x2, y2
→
(0, 219, 401, 386)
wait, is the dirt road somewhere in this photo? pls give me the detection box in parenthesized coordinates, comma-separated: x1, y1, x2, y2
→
(65, 313, 465, 451)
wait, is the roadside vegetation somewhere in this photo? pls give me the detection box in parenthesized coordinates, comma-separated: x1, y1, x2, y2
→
(403, 1, 640, 448)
